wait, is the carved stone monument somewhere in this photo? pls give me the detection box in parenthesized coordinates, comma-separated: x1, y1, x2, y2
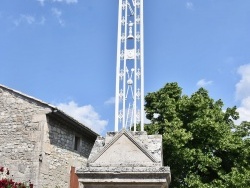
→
(77, 129, 171, 187)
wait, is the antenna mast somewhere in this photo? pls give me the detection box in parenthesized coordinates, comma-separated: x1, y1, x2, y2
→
(115, 0, 144, 132)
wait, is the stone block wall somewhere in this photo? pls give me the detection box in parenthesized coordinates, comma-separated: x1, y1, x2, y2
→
(0, 86, 96, 188)
(38, 116, 94, 188)
(48, 117, 93, 158)
(0, 87, 51, 187)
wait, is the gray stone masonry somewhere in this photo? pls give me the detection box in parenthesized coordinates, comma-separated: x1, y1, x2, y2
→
(77, 129, 171, 188)
(39, 116, 95, 188)
(0, 87, 50, 187)
(0, 85, 98, 188)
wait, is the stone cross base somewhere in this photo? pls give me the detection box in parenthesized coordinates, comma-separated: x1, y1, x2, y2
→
(77, 129, 171, 188)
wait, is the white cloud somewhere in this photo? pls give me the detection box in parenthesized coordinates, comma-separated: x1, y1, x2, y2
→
(186, 2, 194, 10)
(236, 97, 250, 124)
(52, 8, 62, 17)
(37, 0, 45, 6)
(39, 16, 46, 25)
(37, 0, 77, 6)
(196, 79, 213, 87)
(53, 0, 78, 4)
(13, 15, 46, 26)
(51, 8, 65, 26)
(104, 97, 115, 105)
(14, 15, 36, 26)
(235, 64, 250, 100)
(235, 64, 250, 124)
(56, 101, 108, 134)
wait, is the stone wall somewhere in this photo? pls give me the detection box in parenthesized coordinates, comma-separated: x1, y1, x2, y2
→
(0, 87, 51, 187)
(0, 86, 96, 188)
(48, 117, 93, 158)
(39, 116, 94, 188)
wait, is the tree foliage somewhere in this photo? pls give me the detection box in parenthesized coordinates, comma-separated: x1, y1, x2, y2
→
(144, 82, 250, 188)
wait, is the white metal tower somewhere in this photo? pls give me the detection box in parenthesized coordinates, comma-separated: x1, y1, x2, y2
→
(115, 0, 144, 132)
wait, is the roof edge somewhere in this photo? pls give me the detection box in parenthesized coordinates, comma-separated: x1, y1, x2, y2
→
(0, 84, 99, 138)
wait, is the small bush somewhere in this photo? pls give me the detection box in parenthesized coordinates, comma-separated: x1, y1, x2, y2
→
(0, 166, 33, 188)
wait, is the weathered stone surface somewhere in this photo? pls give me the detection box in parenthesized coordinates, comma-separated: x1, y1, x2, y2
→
(94, 134, 154, 165)
(77, 129, 171, 188)
(0, 85, 97, 188)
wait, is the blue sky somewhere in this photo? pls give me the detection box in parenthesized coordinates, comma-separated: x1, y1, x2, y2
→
(1, 0, 250, 134)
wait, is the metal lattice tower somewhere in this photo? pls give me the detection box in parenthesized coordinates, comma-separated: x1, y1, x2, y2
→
(115, 0, 144, 132)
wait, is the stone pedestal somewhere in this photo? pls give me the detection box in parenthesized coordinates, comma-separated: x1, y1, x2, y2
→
(77, 129, 171, 188)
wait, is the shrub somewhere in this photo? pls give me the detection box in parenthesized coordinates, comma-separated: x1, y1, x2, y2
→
(0, 166, 33, 188)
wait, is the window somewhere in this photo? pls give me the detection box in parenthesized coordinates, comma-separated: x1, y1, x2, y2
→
(74, 136, 81, 151)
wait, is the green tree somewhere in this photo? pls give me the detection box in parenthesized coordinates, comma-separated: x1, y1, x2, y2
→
(144, 82, 250, 188)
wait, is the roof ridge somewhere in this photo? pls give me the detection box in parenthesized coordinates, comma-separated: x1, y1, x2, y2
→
(0, 83, 99, 137)
(0, 84, 56, 108)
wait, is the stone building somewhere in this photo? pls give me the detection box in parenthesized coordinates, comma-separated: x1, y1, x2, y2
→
(0, 84, 98, 188)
